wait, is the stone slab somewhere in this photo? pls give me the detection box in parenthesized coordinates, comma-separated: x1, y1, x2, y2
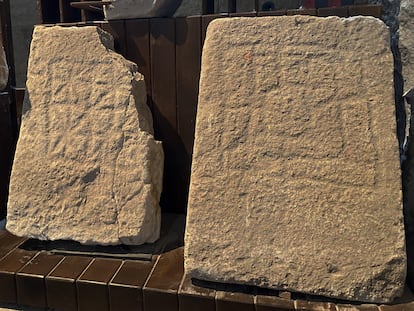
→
(104, 0, 181, 19)
(399, 0, 414, 93)
(6, 26, 164, 245)
(184, 16, 406, 303)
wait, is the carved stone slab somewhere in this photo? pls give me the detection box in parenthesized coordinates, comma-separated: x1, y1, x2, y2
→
(6, 26, 164, 245)
(185, 16, 406, 303)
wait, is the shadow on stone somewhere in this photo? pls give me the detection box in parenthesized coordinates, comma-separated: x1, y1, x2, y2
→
(18, 212, 184, 259)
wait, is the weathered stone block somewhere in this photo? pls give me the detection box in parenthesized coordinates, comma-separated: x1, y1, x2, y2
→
(6, 26, 164, 245)
(185, 16, 406, 303)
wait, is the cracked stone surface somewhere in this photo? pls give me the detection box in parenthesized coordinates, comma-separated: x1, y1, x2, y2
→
(6, 26, 164, 245)
(185, 16, 406, 303)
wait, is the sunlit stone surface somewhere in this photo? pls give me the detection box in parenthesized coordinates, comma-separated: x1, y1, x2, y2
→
(185, 16, 406, 303)
(7, 26, 164, 245)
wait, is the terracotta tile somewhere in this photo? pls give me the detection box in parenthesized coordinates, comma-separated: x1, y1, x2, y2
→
(77, 258, 122, 311)
(0, 248, 37, 303)
(295, 300, 336, 310)
(0, 231, 27, 259)
(357, 304, 381, 311)
(318, 6, 348, 16)
(109, 259, 155, 311)
(143, 248, 184, 311)
(216, 291, 255, 311)
(16, 252, 64, 308)
(279, 292, 292, 300)
(348, 5, 381, 18)
(379, 302, 414, 311)
(46, 256, 92, 311)
(255, 295, 295, 311)
(178, 274, 215, 311)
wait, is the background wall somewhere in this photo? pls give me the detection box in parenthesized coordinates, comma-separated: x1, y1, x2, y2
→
(10, 0, 39, 88)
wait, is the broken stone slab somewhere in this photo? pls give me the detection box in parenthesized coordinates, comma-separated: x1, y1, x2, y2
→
(104, 0, 181, 19)
(6, 26, 164, 246)
(185, 16, 406, 303)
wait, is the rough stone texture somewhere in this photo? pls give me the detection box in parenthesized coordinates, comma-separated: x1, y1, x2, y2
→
(0, 44, 8, 91)
(369, 0, 406, 152)
(185, 16, 406, 303)
(6, 26, 164, 246)
(399, 0, 414, 92)
(104, 0, 181, 19)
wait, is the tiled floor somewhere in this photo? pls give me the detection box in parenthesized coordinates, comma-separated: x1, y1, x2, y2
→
(0, 227, 414, 310)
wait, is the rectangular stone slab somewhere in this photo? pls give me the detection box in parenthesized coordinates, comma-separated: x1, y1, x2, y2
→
(184, 16, 406, 303)
(6, 26, 164, 245)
